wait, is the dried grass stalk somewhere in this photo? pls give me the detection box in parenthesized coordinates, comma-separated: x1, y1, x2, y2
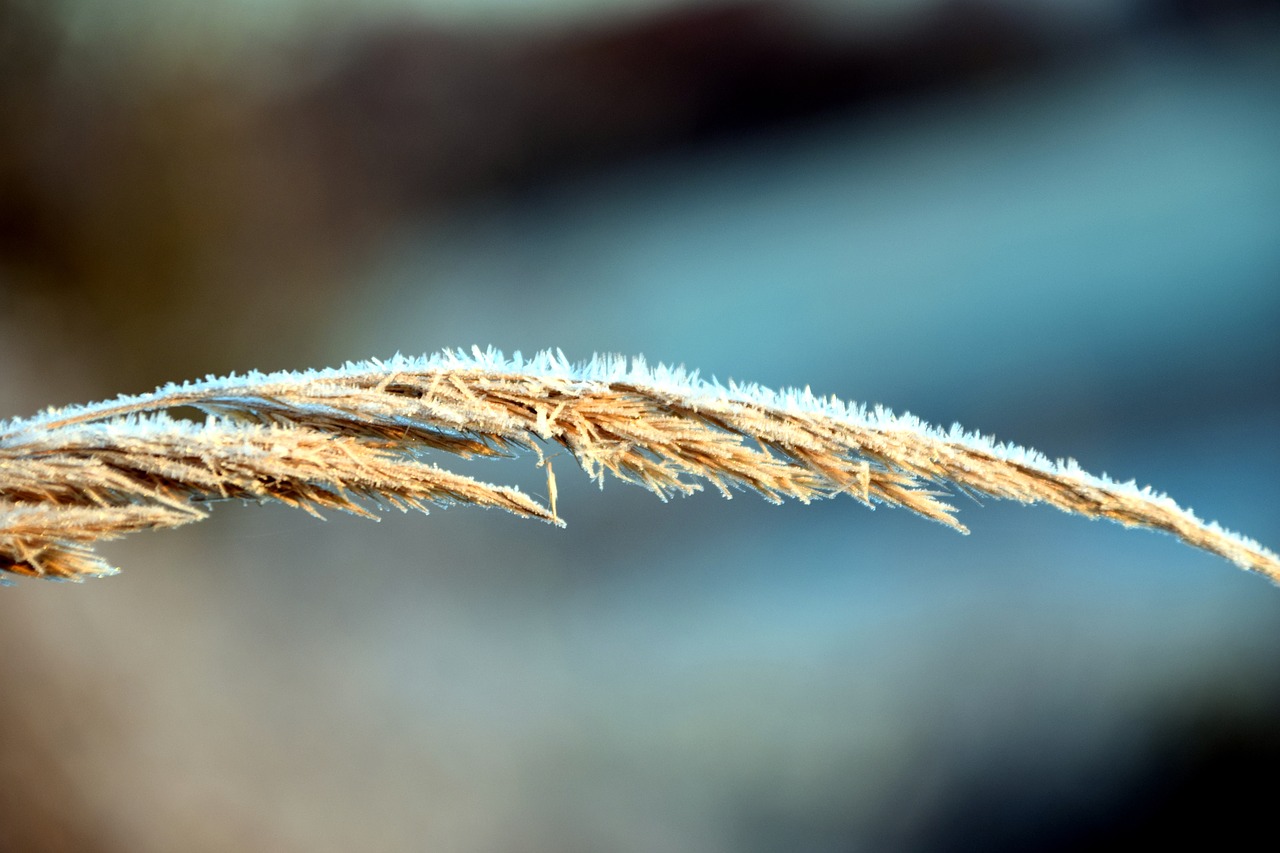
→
(2, 347, 1276, 582)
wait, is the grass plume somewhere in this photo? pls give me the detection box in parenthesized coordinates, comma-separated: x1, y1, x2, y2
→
(1, 347, 1276, 582)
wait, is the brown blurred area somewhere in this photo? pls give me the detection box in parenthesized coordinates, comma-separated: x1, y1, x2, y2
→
(0, 0, 361, 392)
(0, 655, 115, 853)
(0, 0, 1085, 397)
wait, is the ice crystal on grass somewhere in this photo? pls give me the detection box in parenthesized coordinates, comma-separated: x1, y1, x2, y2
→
(1, 348, 1276, 582)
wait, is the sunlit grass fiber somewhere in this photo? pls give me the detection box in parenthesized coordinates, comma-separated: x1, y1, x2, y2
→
(2, 347, 1276, 582)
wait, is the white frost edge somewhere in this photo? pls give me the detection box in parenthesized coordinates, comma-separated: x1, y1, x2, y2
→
(2, 346, 1273, 565)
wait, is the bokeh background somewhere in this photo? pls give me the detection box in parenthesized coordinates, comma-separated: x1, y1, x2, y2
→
(2, 0, 1279, 850)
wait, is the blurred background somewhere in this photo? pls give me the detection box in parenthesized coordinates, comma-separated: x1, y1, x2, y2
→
(2, 0, 1279, 849)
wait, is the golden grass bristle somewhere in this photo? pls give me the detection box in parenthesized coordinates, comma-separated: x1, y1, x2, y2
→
(1, 347, 1275, 583)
